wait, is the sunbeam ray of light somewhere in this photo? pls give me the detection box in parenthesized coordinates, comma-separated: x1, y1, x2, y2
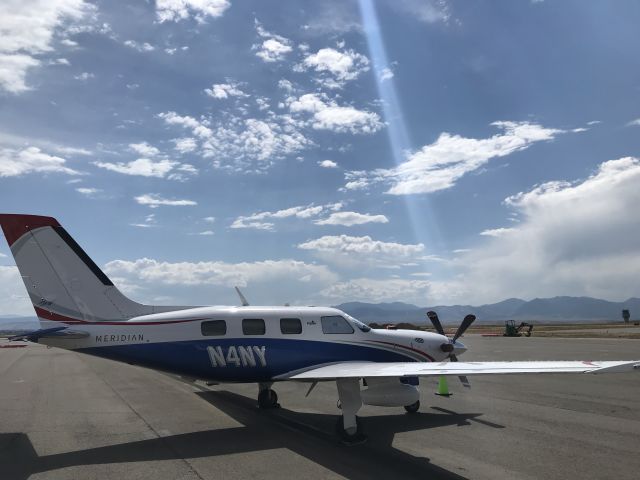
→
(358, 0, 444, 275)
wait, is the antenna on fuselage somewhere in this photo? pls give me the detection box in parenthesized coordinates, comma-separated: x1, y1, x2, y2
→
(234, 286, 250, 306)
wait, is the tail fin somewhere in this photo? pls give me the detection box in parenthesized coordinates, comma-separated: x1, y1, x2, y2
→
(0, 214, 186, 327)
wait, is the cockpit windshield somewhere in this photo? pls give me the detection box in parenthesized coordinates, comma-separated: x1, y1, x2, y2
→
(343, 313, 371, 332)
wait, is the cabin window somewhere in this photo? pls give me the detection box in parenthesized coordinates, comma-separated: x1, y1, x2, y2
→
(321, 315, 354, 334)
(201, 320, 226, 336)
(242, 318, 266, 335)
(280, 318, 302, 334)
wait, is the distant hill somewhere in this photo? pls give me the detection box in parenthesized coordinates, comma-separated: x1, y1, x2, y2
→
(0, 316, 39, 331)
(3, 296, 639, 329)
(335, 297, 640, 325)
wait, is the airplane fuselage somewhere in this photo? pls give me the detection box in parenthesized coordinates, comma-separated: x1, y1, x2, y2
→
(39, 306, 454, 383)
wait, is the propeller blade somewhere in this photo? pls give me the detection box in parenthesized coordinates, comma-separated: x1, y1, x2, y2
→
(452, 314, 476, 343)
(427, 311, 445, 336)
(458, 375, 471, 388)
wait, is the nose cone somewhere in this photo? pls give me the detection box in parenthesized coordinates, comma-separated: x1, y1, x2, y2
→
(453, 340, 467, 356)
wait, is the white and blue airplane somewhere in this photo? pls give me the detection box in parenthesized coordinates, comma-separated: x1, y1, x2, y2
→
(1, 214, 639, 443)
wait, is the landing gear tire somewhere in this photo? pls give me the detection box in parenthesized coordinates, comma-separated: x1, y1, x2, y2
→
(404, 400, 420, 414)
(258, 389, 279, 409)
(335, 416, 367, 445)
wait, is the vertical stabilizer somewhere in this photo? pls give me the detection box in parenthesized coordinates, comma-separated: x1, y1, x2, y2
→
(0, 214, 188, 327)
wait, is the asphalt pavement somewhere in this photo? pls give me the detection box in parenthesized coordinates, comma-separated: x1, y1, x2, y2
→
(1, 335, 639, 480)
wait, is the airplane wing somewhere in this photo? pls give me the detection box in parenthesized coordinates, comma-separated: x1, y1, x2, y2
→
(279, 360, 640, 380)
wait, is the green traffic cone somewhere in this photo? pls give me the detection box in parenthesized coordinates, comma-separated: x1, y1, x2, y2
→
(435, 375, 452, 396)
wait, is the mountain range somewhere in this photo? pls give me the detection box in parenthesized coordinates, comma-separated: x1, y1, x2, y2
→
(335, 296, 640, 325)
(1, 296, 639, 330)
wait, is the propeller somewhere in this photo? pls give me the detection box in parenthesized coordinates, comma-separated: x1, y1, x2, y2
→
(427, 311, 476, 388)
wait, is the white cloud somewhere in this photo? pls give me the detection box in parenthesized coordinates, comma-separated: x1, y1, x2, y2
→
(124, 40, 155, 52)
(95, 158, 188, 179)
(0, 266, 34, 316)
(313, 106, 382, 134)
(173, 137, 197, 153)
(0, 54, 40, 93)
(104, 257, 338, 289)
(391, 0, 452, 24)
(205, 82, 247, 99)
(255, 97, 270, 110)
(129, 142, 160, 157)
(479, 227, 517, 237)
(379, 67, 394, 82)
(342, 171, 369, 191)
(134, 193, 197, 208)
(318, 159, 338, 168)
(203, 216, 216, 223)
(345, 121, 566, 195)
(0, 132, 90, 156)
(319, 277, 432, 304)
(298, 234, 424, 267)
(95, 141, 197, 180)
(626, 118, 640, 127)
(253, 22, 293, 63)
(297, 47, 369, 89)
(196, 230, 214, 236)
(156, 0, 230, 23)
(0, 146, 80, 177)
(0, 0, 90, 93)
(288, 93, 383, 134)
(315, 212, 389, 226)
(278, 79, 294, 92)
(448, 157, 640, 303)
(54, 145, 91, 156)
(158, 112, 214, 138)
(301, 2, 361, 35)
(76, 187, 101, 196)
(130, 223, 156, 228)
(231, 202, 343, 231)
(130, 213, 157, 228)
(73, 71, 94, 80)
(0, 253, 6, 258)
(204, 118, 312, 168)
(256, 38, 293, 62)
(159, 111, 312, 171)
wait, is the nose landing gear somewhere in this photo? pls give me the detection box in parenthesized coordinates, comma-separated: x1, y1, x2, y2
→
(404, 400, 420, 413)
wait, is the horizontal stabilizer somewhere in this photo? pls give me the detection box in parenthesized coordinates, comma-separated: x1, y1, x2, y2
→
(9, 326, 89, 342)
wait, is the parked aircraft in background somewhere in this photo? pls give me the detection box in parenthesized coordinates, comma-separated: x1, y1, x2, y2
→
(1, 214, 638, 443)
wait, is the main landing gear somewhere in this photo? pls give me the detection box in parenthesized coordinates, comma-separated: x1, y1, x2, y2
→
(335, 378, 367, 445)
(257, 382, 279, 409)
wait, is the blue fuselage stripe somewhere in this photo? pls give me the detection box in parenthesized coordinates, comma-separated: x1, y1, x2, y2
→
(78, 338, 420, 382)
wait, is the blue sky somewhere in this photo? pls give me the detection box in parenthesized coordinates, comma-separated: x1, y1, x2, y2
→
(1, 0, 640, 315)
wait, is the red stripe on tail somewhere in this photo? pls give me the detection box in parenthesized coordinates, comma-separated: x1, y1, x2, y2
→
(0, 214, 61, 247)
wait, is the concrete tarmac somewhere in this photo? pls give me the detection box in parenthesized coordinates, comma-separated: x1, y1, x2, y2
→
(1, 335, 639, 480)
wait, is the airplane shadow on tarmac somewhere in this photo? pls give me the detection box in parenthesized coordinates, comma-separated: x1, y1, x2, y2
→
(0, 390, 504, 480)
